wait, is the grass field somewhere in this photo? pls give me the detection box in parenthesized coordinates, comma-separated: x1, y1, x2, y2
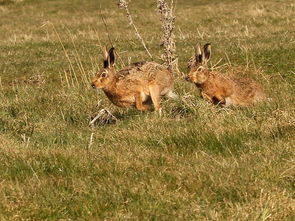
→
(0, 0, 295, 220)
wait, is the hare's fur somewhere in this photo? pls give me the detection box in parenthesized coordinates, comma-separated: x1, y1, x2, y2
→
(91, 48, 174, 113)
(186, 43, 266, 107)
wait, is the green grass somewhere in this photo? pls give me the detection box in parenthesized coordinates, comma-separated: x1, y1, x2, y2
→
(0, 0, 295, 220)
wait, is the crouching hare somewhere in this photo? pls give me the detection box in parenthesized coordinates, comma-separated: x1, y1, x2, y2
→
(91, 47, 175, 114)
(185, 43, 266, 107)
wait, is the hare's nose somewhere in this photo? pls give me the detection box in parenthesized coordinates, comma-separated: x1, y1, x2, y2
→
(185, 76, 190, 81)
(91, 83, 96, 89)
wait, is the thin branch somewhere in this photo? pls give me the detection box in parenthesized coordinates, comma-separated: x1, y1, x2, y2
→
(118, 0, 153, 60)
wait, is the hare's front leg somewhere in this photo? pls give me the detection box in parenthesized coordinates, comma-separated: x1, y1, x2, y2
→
(149, 85, 162, 115)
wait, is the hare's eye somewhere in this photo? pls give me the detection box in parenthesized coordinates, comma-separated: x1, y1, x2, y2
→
(101, 71, 108, 78)
(197, 66, 204, 72)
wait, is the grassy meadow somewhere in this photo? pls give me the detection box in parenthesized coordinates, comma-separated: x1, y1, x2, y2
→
(0, 0, 295, 220)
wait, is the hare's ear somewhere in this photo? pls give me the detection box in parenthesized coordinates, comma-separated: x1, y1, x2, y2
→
(103, 46, 109, 68)
(195, 44, 203, 63)
(108, 47, 115, 67)
(203, 43, 211, 61)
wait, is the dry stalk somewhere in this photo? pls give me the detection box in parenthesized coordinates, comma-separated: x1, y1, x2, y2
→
(67, 29, 89, 87)
(88, 126, 95, 149)
(157, 0, 179, 74)
(118, 0, 153, 60)
(49, 22, 80, 88)
(0, 76, 3, 90)
(99, 7, 114, 47)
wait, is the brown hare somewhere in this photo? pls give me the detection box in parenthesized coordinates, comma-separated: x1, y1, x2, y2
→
(91, 47, 176, 114)
(185, 43, 266, 107)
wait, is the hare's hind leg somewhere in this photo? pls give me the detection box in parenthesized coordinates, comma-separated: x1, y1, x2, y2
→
(149, 85, 161, 115)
